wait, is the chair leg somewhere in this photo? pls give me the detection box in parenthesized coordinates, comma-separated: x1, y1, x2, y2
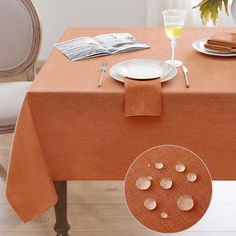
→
(0, 164, 6, 182)
(26, 66, 36, 81)
(0, 125, 15, 134)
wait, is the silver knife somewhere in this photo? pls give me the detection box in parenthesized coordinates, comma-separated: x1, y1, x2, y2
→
(182, 65, 189, 88)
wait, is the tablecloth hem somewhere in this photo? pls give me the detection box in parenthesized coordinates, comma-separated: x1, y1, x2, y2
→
(6, 191, 58, 223)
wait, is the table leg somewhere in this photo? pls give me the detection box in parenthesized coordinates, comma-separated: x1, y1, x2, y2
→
(53, 181, 71, 236)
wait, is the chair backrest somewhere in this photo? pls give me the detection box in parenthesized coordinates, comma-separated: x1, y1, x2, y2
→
(0, 0, 41, 78)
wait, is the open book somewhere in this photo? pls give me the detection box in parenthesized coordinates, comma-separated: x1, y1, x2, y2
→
(55, 33, 150, 61)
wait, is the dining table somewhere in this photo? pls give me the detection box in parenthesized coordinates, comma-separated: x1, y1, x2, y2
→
(6, 27, 236, 235)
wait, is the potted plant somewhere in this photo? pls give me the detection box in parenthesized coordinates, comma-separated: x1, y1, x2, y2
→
(193, 0, 233, 25)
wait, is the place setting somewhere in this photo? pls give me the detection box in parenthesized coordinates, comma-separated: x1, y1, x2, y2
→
(110, 58, 177, 117)
(193, 32, 236, 57)
(99, 9, 189, 117)
(107, 9, 187, 84)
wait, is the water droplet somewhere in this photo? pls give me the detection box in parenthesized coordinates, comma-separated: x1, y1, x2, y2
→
(161, 212, 168, 219)
(175, 163, 186, 173)
(187, 172, 197, 182)
(136, 177, 151, 190)
(160, 178, 173, 189)
(147, 176, 153, 180)
(155, 162, 164, 169)
(177, 195, 194, 211)
(144, 198, 157, 210)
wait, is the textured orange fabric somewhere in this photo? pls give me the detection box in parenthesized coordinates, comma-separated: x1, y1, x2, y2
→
(6, 28, 236, 222)
(125, 77, 161, 116)
(6, 97, 58, 222)
(205, 32, 236, 52)
(125, 145, 212, 233)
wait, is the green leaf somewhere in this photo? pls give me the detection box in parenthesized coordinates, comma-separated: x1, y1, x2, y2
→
(223, 0, 229, 15)
(193, 0, 229, 25)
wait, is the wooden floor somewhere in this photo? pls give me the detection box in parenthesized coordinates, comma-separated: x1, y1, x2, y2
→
(1, 134, 236, 236)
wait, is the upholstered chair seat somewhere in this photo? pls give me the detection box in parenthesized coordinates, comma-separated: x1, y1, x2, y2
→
(0, 82, 32, 133)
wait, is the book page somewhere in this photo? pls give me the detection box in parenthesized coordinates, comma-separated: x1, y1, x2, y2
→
(55, 33, 150, 61)
(55, 37, 110, 61)
(94, 33, 150, 53)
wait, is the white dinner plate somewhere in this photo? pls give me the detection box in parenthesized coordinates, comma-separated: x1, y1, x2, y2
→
(110, 59, 177, 83)
(192, 38, 236, 57)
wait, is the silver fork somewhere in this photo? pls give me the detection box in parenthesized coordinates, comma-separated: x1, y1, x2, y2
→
(98, 62, 108, 87)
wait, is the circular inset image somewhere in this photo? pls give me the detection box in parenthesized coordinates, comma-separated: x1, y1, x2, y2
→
(124, 145, 212, 233)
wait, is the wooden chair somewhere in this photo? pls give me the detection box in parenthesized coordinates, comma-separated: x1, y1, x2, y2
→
(0, 0, 41, 133)
(0, 0, 41, 178)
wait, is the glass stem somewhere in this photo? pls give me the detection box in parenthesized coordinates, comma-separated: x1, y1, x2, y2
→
(171, 39, 176, 66)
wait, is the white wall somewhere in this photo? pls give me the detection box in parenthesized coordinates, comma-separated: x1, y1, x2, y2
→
(32, 0, 147, 60)
(32, 0, 235, 61)
(146, 0, 196, 26)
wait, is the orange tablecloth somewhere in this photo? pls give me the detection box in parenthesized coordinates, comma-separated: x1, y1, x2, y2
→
(6, 28, 236, 222)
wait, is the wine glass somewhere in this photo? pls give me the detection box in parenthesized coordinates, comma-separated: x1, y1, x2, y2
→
(162, 9, 186, 67)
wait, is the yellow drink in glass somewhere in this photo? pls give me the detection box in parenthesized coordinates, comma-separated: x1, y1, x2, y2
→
(165, 25, 183, 39)
(162, 9, 186, 67)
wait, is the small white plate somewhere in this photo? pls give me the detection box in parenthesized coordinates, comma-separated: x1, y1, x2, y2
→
(110, 59, 177, 83)
(120, 61, 162, 79)
(192, 38, 236, 57)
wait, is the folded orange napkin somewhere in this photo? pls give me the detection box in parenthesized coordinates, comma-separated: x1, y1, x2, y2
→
(204, 32, 236, 52)
(125, 77, 161, 117)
